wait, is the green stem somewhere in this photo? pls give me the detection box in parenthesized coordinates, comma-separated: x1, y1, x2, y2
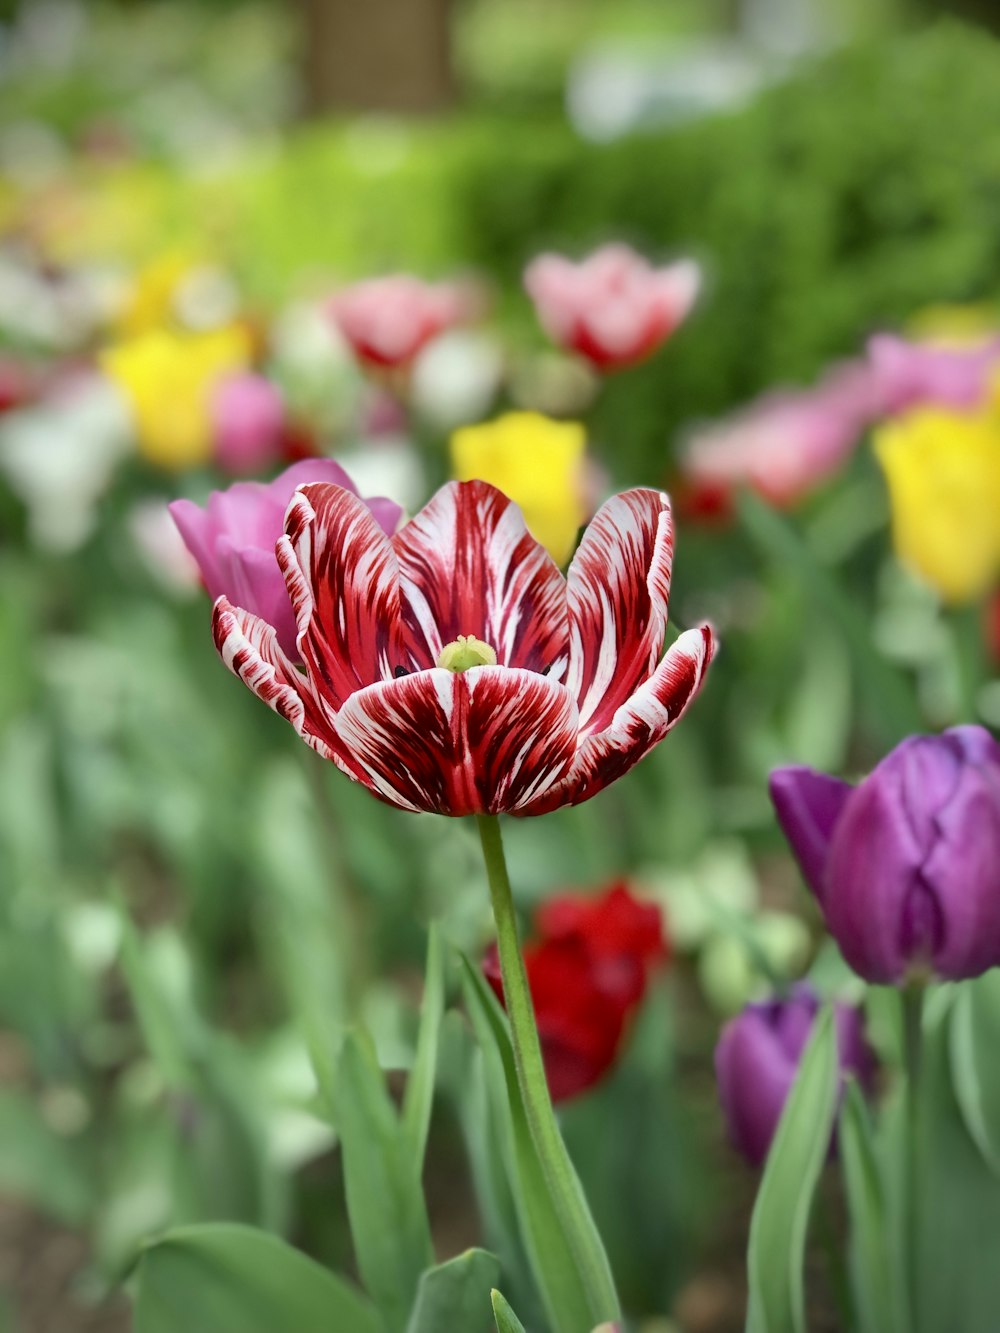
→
(475, 813, 620, 1325)
(901, 983, 925, 1333)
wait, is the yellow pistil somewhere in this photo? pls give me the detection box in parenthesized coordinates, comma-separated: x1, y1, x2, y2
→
(436, 635, 497, 672)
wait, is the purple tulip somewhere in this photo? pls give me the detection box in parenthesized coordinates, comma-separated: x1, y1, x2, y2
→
(212, 372, 286, 475)
(770, 727, 1000, 984)
(169, 459, 403, 659)
(866, 333, 1000, 415)
(715, 985, 873, 1167)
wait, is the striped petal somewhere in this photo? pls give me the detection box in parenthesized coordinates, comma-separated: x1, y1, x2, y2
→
(332, 666, 579, 816)
(211, 597, 344, 764)
(565, 488, 675, 736)
(520, 624, 716, 815)
(392, 480, 568, 677)
(276, 483, 407, 711)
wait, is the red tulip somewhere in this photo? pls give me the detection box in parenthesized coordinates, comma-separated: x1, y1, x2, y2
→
(484, 883, 667, 1101)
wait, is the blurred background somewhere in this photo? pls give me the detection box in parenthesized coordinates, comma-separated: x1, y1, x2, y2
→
(2, 1, 1000, 1330)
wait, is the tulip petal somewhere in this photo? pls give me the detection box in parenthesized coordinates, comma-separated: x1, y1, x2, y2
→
(715, 1009, 797, 1166)
(825, 767, 927, 983)
(392, 480, 568, 676)
(565, 488, 675, 736)
(277, 483, 406, 710)
(769, 767, 854, 902)
(211, 597, 342, 764)
(332, 666, 579, 816)
(521, 624, 715, 815)
(922, 758, 1000, 979)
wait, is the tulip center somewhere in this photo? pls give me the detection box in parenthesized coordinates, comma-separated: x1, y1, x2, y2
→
(436, 635, 497, 672)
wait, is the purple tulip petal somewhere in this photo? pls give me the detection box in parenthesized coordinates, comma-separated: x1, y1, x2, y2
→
(769, 767, 853, 902)
(826, 761, 928, 983)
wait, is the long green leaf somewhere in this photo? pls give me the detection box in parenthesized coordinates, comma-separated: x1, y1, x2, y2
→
(839, 1081, 903, 1333)
(460, 958, 595, 1333)
(402, 922, 445, 1168)
(133, 1222, 380, 1333)
(949, 971, 1000, 1175)
(332, 1030, 434, 1333)
(406, 1249, 500, 1333)
(746, 1007, 839, 1333)
(491, 1290, 528, 1333)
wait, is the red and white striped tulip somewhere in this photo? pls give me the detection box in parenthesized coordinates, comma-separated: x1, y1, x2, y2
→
(524, 244, 700, 371)
(211, 479, 715, 816)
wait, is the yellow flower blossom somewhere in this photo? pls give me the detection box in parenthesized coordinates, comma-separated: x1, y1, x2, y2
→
(102, 325, 251, 470)
(450, 411, 588, 565)
(117, 251, 201, 337)
(874, 407, 1000, 603)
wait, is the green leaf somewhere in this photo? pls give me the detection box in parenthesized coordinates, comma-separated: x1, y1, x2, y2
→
(460, 958, 595, 1333)
(332, 1030, 434, 1333)
(949, 971, 1000, 1175)
(746, 1006, 839, 1333)
(402, 922, 445, 1169)
(491, 1289, 528, 1333)
(133, 1222, 380, 1333)
(839, 1081, 904, 1333)
(918, 992, 1000, 1332)
(406, 1249, 501, 1333)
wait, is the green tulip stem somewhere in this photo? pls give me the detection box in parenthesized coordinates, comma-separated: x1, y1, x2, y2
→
(475, 814, 620, 1325)
(902, 982, 926, 1333)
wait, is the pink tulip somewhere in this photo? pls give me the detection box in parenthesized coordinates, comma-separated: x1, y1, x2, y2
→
(681, 362, 882, 508)
(524, 243, 700, 371)
(866, 333, 1000, 414)
(212, 372, 286, 475)
(170, 459, 403, 659)
(212, 481, 715, 816)
(328, 275, 468, 369)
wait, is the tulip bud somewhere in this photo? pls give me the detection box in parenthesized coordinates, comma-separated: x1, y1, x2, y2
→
(715, 985, 873, 1167)
(770, 726, 1000, 984)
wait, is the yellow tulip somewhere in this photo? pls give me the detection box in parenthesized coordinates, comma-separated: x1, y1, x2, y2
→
(874, 407, 1000, 603)
(450, 411, 588, 565)
(102, 325, 251, 470)
(117, 251, 200, 338)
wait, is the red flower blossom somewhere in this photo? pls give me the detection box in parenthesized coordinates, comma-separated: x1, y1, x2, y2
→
(484, 883, 666, 1101)
(211, 479, 715, 817)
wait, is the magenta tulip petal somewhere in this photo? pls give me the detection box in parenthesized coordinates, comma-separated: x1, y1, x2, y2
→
(332, 666, 579, 816)
(768, 767, 854, 902)
(392, 479, 568, 675)
(565, 487, 674, 735)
